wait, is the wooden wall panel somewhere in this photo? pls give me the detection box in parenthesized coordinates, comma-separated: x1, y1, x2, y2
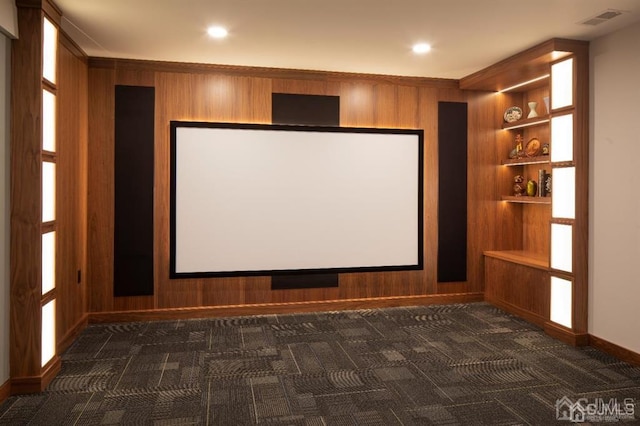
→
(85, 59, 496, 316)
(87, 67, 115, 312)
(271, 79, 340, 96)
(417, 87, 439, 295)
(466, 92, 498, 293)
(56, 41, 88, 342)
(10, 5, 44, 379)
(155, 72, 203, 308)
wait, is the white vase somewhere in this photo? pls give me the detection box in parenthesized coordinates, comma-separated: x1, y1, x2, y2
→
(527, 101, 538, 118)
(543, 96, 550, 114)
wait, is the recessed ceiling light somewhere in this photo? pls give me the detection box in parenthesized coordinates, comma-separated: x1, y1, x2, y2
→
(412, 43, 431, 54)
(207, 26, 228, 39)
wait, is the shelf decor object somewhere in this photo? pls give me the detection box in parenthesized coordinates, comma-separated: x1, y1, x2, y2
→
(527, 101, 538, 118)
(525, 137, 541, 157)
(504, 106, 523, 123)
(543, 96, 550, 114)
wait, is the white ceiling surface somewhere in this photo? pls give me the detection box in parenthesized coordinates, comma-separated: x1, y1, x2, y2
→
(55, 0, 640, 79)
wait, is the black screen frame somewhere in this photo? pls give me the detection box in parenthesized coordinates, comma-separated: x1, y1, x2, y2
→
(169, 121, 424, 279)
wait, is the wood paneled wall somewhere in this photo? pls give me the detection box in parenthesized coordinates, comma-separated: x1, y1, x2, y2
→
(56, 34, 89, 352)
(86, 59, 496, 315)
(10, 0, 88, 391)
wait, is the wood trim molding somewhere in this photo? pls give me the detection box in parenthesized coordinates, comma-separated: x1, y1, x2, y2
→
(57, 314, 89, 355)
(15, 0, 62, 25)
(589, 335, 640, 367)
(87, 56, 460, 89)
(59, 30, 87, 61)
(89, 293, 484, 323)
(485, 297, 547, 329)
(0, 379, 10, 404)
(544, 322, 589, 347)
(10, 356, 61, 395)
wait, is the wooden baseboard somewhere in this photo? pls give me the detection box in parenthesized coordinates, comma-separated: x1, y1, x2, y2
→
(58, 314, 89, 354)
(544, 322, 589, 346)
(0, 378, 10, 404)
(89, 293, 485, 323)
(484, 297, 547, 329)
(589, 334, 640, 367)
(10, 356, 61, 395)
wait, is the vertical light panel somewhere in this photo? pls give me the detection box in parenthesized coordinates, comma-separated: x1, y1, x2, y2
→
(42, 161, 56, 222)
(42, 89, 56, 152)
(550, 114, 573, 163)
(42, 17, 57, 84)
(551, 167, 575, 219)
(551, 223, 573, 273)
(551, 58, 573, 109)
(42, 231, 56, 295)
(550, 276, 572, 328)
(41, 299, 56, 366)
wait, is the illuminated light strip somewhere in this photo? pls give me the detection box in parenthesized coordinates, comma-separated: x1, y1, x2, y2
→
(502, 118, 550, 130)
(498, 74, 550, 93)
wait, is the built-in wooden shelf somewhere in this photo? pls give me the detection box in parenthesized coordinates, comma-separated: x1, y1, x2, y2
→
(501, 195, 551, 204)
(484, 250, 549, 270)
(502, 156, 550, 166)
(502, 115, 550, 130)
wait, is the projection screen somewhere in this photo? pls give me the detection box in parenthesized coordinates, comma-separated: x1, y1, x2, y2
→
(170, 121, 423, 278)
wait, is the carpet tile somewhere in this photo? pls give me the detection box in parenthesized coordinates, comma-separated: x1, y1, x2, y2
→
(1, 302, 639, 425)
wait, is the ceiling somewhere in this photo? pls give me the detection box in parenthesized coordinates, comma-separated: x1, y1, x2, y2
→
(54, 0, 640, 79)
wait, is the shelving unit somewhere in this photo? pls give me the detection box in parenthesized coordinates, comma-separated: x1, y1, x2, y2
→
(501, 156, 549, 166)
(501, 196, 551, 204)
(502, 115, 550, 130)
(460, 38, 589, 346)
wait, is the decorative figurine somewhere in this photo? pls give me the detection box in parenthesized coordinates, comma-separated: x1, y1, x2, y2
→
(513, 174, 525, 196)
(515, 134, 524, 158)
(542, 143, 550, 155)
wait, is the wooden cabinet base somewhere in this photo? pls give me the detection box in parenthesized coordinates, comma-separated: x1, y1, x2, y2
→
(484, 255, 549, 327)
(10, 356, 61, 395)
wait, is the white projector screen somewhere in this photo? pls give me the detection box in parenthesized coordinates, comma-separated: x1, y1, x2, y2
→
(170, 122, 423, 278)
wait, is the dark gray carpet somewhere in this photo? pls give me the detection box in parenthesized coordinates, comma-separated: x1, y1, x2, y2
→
(1, 302, 639, 425)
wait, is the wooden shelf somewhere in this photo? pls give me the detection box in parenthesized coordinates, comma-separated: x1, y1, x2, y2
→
(502, 156, 550, 166)
(484, 250, 549, 270)
(501, 195, 551, 204)
(502, 115, 550, 130)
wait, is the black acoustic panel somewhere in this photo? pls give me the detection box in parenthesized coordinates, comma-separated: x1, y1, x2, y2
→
(272, 93, 340, 126)
(271, 93, 340, 289)
(272, 274, 339, 290)
(114, 85, 155, 297)
(437, 102, 468, 283)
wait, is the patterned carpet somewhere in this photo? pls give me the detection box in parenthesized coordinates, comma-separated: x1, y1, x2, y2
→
(1, 302, 639, 425)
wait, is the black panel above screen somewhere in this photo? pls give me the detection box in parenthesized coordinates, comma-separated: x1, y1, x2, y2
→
(114, 85, 155, 297)
(437, 102, 468, 283)
(272, 93, 340, 126)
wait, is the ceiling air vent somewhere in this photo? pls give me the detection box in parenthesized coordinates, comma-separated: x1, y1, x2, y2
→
(580, 9, 625, 26)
